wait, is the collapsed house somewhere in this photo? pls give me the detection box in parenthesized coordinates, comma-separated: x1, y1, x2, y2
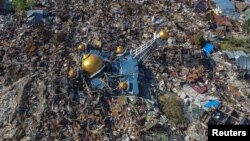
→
(200, 104, 250, 127)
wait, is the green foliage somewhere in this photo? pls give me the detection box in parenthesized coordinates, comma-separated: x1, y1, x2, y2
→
(12, 0, 35, 12)
(243, 19, 250, 35)
(158, 95, 185, 125)
(194, 34, 206, 48)
(219, 36, 250, 52)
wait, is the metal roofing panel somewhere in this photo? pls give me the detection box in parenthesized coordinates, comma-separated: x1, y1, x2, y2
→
(215, 0, 240, 18)
(119, 56, 139, 95)
(236, 56, 250, 70)
(215, 0, 235, 10)
(225, 51, 247, 59)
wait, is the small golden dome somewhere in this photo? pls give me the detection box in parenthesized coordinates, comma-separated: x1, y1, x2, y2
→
(115, 46, 125, 55)
(68, 68, 77, 79)
(81, 54, 104, 77)
(159, 29, 169, 40)
(118, 82, 128, 90)
(78, 44, 85, 51)
(82, 54, 90, 60)
(92, 39, 102, 48)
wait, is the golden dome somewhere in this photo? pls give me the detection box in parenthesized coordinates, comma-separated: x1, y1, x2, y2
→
(68, 68, 77, 79)
(92, 39, 102, 48)
(115, 46, 125, 55)
(82, 54, 90, 60)
(78, 44, 85, 51)
(118, 82, 128, 90)
(81, 54, 105, 78)
(159, 29, 169, 40)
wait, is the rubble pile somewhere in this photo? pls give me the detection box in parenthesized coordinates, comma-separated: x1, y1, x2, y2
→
(0, 1, 176, 140)
(1, 0, 250, 140)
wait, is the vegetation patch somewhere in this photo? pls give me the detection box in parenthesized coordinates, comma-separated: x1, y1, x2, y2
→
(158, 94, 185, 125)
(219, 35, 250, 53)
(12, 0, 35, 12)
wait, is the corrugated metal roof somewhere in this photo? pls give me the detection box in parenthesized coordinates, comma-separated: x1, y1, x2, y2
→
(26, 10, 48, 25)
(215, 0, 240, 19)
(224, 50, 247, 59)
(236, 56, 250, 70)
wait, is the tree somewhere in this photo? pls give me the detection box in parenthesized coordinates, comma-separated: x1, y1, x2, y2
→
(158, 95, 185, 125)
(194, 34, 206, 48)
(243, 19, 250, 35)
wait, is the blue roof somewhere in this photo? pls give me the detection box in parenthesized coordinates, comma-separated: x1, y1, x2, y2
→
(204, 100, 221, 109)
(215, 0, 240, 19)
(87, 50, 140, 95)
(91, 78, 105, 89)
(118, 55, 139, 95)
(203, 42, 214, 56)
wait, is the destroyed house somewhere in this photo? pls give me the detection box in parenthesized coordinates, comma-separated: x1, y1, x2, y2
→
(193, 0, 209, 13)
(200, 105, 249, 127)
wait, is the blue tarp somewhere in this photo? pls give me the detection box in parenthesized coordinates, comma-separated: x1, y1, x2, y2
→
(204, 100, 221, 109)
(215, 0, 240, 19)
(203, 42, 214, 56)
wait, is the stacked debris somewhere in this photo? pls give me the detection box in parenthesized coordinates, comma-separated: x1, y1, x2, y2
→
(1, 0, 250, 141)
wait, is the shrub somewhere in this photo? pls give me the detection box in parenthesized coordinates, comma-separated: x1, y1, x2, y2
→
(194, 34, 206, 48)
(12, 0, 34, 12)
(158, 95, 185, 125)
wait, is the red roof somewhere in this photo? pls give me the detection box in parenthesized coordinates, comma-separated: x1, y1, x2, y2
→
(214, 15, 233, 27)
(191, 83, 207, 94)
(214, 30, 225, 37)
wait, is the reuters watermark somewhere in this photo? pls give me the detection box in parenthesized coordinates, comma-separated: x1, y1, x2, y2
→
(208, 125, 249, 140)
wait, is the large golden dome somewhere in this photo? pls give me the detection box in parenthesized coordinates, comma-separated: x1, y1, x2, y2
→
(159, 29, 169, 40)
(81, 54, 105, 78)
